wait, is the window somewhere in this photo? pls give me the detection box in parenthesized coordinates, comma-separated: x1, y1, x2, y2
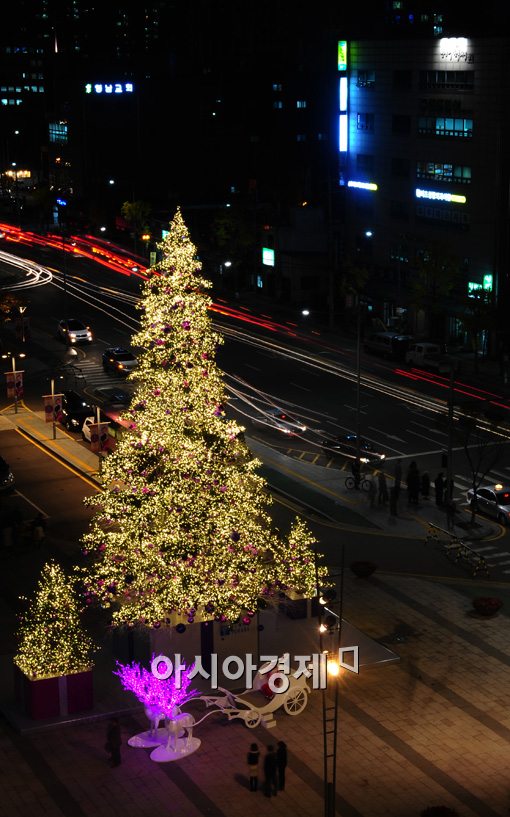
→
(296, 100, 307, 108)
(273, 100, 283, 109)
(417, 161, 471, 183)
(272, 83, 282, 92)
(393, 70, 412, 90)
(49, 122, 68, 144)
(296, 134, 306, 142)
(392, 115, 411, 134)
(418, 117, 473, 138)
(420, 70, 474, 90)
(391, 157, 409, 177)
(416, 204, 469, 226)
(356, 153, 374, 172)
(357, 112, 374, 131)
(357, 69, 375, 88)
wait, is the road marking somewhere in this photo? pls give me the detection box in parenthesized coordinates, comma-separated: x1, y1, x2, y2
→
(367, 426, 406, 444)
(467, 545, 498, 552)
(289, 382, 311, 391)
(344, 404, 368, 414)
(482, 552, 510, 560)
(407, 428, 445, 445)
(244, 364, 260, 371)
(410, 420, 447, 436)
(12, 490, 47, 515)
(492, 559, 510, 566)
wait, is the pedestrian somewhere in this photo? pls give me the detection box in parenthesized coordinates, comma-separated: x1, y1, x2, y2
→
(434, 472, 445, 506)
(406, 461, 420, 505)
(263, 744, 278, 797)
(31, 513, 47, 548)
(276, 740, 287, 791)
(420, 472, 430, 500)
(377, 471, 388, 505)
(367, 476, 376, 508)
(105, 717, 122, 767)
(393, 460, 402, 499)
(247, 742, 260, 792)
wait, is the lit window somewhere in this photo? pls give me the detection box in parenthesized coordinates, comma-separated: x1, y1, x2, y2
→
(296, 134, 306, 142)
(357, 112, 374, 131)
(272, 83, 282, 91)
(273, 100, 283, 109)
(296, 100, 307, 108)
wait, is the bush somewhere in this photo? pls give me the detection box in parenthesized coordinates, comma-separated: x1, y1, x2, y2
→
(472, 597, 503, 616)
(349, 560, 377, 578)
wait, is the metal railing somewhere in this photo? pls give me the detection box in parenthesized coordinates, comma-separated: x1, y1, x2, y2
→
(425, 522, 489, 577)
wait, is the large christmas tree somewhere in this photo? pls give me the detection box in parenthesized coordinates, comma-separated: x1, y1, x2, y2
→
(14, 561, 95, 680)
(79, 208, 325, 627)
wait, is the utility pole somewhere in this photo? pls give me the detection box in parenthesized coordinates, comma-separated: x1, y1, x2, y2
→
(316, 550, 344, 817)
(445, 364, 456, 526)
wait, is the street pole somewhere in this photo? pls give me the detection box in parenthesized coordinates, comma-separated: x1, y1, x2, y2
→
(51, 378, 56, 440)
(11, 355, 17, 414)
(446, 365, 455, 522)
(355, 294, 362, 466)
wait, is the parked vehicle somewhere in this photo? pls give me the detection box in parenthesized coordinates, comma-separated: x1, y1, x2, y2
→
(0, 455, 15, 492)
(363, 331, 413, 360)
(58, 390, 94, 431)
(405, 342, 451, 373)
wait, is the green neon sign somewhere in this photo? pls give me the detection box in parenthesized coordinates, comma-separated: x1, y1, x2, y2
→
(338, 41, 348, 71)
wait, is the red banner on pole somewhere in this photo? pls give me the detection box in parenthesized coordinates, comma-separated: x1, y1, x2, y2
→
(89, 422, 111, 453)
(5, 370, 24, 400)
(42, 394, 64, 423)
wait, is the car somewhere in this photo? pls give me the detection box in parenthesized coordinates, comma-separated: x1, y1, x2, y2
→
(93, 386, 132, 407)
(321, 434, 386, 464)
(0, 455, 15, 492)
(364, 331, 413, 360)
(102, 347, 138, 375)
(466, 484, 510, 526)
(58, 390, 94, 431)
(405, 342, 451, 374)
(252, 406, 307, 436)
(57, 318, 93, 344)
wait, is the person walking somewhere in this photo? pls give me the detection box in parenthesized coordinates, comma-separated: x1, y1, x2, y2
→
(247, 742, 260, 792)
(420, 472, 430, 500)
(406, 461, 420, 505)
(105, 717, 122, 767)
(276, 741, 287, 791)
(367, 476, 376, 508)
(394, 459, 402, 494)
(434, 472, 445, 506)
(263, 744, 278, 797)
(377, 471, 388, 505)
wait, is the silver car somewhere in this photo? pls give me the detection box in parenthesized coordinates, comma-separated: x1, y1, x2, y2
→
(466, 484, 510, 526)
(58, 318, 93, 344)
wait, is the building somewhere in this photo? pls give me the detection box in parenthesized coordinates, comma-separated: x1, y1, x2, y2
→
(336, 8, 510, 351)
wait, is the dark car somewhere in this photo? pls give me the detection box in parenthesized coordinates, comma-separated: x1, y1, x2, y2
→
(321, 433, 386, 464)
(0, 455, 15, 492)
(102, 347, 138, 375)
(58, 390, 94, 432)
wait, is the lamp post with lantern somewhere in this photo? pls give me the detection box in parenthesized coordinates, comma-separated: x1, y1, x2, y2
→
(2, 351, 26, 414)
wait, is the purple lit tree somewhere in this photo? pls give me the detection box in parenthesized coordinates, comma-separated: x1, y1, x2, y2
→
(114, 656, 197, 720)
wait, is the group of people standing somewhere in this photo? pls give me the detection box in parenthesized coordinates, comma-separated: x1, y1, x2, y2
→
(247, 741, 287, 796)
(365, 458, 453, 513)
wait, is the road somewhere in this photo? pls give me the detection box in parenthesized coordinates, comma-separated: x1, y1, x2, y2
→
(0, 236, 508, 580)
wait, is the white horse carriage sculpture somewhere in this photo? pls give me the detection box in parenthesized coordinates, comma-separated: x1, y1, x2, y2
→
(200, 657, 310, 729)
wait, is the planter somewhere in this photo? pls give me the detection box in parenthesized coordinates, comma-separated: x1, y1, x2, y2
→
(15, 666, 93, 720)
(472, 597, 502, 617)
(349, 561, 377, 578)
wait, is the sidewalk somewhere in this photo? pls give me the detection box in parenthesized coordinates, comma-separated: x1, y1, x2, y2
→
(1, 405, 510, 817)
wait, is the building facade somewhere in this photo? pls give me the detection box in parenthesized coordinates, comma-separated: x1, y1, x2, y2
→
(337, 32, 510, 349)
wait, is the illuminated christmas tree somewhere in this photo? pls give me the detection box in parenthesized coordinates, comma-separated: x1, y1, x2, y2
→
(14, 561, 95, 680)
(79, 207, 325, 627)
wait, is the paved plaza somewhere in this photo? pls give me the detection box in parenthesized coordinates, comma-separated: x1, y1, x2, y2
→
(0, 407, 508, 817)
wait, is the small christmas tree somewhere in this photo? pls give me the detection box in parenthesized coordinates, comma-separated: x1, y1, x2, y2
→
(14, 561, 95, 680)
(79, 207, 326, 626)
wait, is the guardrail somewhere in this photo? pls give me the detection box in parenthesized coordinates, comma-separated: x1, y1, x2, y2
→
(425, 522, 489, 577)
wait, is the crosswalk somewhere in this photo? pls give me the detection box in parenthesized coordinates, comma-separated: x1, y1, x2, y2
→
(63, 359, 136, 396)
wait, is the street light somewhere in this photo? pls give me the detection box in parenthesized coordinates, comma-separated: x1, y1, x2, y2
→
(2, 351, 26, 414)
